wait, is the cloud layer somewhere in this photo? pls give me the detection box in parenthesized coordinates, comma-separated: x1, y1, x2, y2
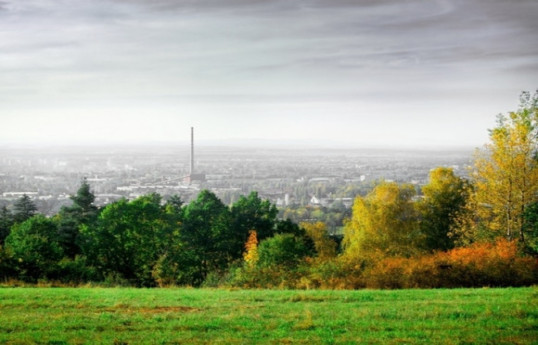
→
(0, 0, 536, 146)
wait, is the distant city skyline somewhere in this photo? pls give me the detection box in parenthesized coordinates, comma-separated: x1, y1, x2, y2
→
(1, 0, 537, 148)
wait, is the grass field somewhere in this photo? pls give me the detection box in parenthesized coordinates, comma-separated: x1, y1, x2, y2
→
(0, 287, 536, 344)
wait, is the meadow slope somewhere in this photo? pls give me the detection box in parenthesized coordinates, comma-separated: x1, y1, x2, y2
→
(0, 287, 536, 344)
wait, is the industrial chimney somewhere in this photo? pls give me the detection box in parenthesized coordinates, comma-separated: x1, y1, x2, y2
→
(190, 127, 194, 175)
(184, 126, 206, 184)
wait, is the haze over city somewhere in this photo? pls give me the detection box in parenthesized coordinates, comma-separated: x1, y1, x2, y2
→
(1, 0, 537, 148)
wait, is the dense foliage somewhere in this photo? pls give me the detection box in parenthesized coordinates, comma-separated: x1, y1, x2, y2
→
(0, 91, 537, 288)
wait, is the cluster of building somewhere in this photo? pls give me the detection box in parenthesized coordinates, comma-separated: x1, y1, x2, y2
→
(0, 129, 471, 215)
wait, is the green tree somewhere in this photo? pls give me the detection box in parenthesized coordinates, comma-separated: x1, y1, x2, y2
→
(163, 195, 184, 241)
(275, 218, 315, 254)
(166, 195, 184, 212)
(230, 191, 278, 259)
(57, 179, 99, 257)
(343, 182, 423, 259)
(257, 233, 311, 268)
(0, 206, 13, 245)
(466, 91, 538, 244)
(418, 167, 468, 251)
(13, 194, 37, 223)
(0, 244, 16, 281)
(4, 215, 63, 281)
(180, 190, 233, 286)
(522, 201, 538, 255)
(275, 218, 306, 237)
(80, 194, 173, 286)
(151, 195, 186, 286)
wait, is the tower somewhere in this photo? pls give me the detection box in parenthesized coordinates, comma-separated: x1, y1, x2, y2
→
(190, 126, 194, 175)
(184, 127, 206, 184)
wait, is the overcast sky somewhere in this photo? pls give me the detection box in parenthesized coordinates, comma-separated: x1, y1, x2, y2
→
(1, 0, 537, 148)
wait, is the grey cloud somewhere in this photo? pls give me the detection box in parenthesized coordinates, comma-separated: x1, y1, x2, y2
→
(1, 0, 536, 104)
(112, 0, 293, 13)
(112, 0, 449, 13)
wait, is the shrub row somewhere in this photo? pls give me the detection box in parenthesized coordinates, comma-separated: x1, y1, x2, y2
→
(228, 239, 538, 289)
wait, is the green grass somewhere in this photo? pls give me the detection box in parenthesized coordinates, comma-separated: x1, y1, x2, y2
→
(0, 287, 536, 344)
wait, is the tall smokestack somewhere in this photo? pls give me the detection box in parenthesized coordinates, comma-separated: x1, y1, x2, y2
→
(190, 127, 194, 175)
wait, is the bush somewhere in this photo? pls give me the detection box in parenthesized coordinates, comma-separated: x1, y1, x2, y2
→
(4, 215, 64, 282)
(258, 234, 312, 268)
(47, 256, 101, 284)
(0, 245, 17, 281)
(302, 257, 367, 290)
(362, 239, 538, 289)
(152, 254, 179, 287)
(229, 264, 296, 289)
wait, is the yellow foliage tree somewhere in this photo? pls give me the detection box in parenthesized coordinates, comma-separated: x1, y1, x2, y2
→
(243, 230, 259, 266)
(343, 182, 424, 259)
(301, 221, 337, 260)
(418, 167, 468, 251)
(467, 91, 538, 244)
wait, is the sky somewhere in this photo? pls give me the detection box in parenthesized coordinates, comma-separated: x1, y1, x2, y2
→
(1, 0, 537, 149)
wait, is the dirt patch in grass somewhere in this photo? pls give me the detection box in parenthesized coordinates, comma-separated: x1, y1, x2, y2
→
(105, 305, 200, 314)
(287, 294, 332, 303)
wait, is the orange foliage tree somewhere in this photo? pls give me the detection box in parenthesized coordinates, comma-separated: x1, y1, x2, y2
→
(243, 230, 258, 267)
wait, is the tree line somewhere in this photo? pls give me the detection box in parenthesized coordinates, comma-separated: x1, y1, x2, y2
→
(0, 91, 537, 288)
(0, 183, 309, 286)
